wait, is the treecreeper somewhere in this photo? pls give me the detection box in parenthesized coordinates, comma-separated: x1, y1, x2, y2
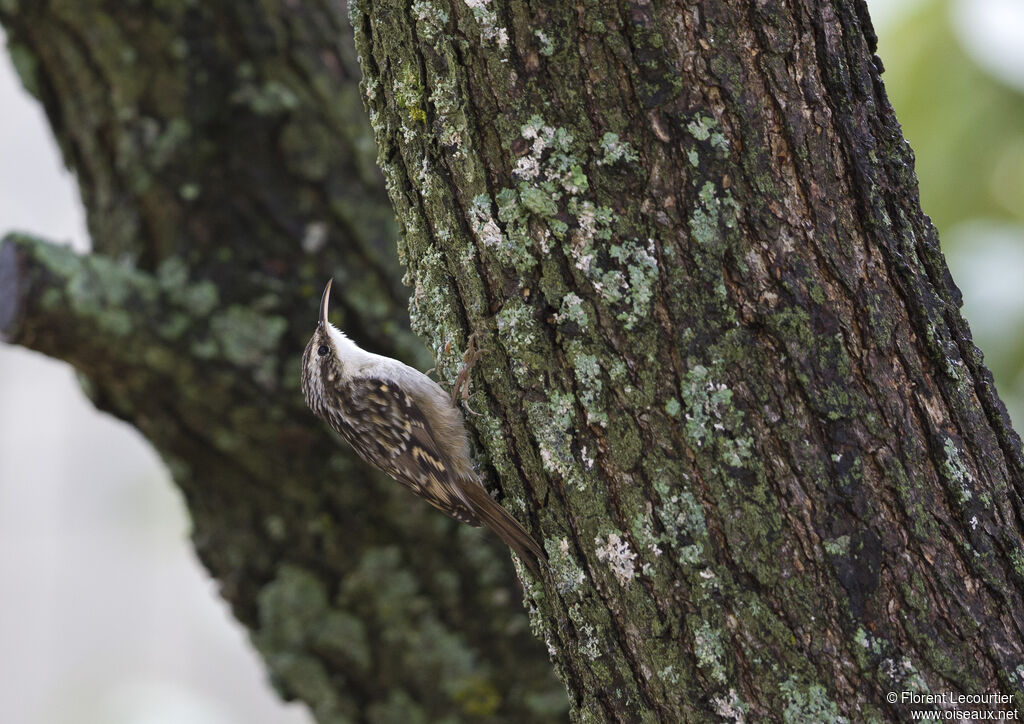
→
(301, 280, 544, 577)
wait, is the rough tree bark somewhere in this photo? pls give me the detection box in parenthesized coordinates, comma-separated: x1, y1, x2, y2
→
(0, 2, 564, 722)
(348, 0, 1024, 721)
(3, 1, 1023, 723)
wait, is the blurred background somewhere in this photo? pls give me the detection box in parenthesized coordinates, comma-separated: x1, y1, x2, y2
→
(1, 0, 1022, 722)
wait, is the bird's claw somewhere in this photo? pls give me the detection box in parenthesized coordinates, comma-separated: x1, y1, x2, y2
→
(451, 331, 488, 415)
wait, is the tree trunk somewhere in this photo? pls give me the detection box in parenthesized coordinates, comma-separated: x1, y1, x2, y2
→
(5, 0, 1024, 721)
(0, 2, 564, 721)
(349, 0, 1024, 720)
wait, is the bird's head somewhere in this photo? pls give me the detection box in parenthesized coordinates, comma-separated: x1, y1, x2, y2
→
(301, 279, 346, 412)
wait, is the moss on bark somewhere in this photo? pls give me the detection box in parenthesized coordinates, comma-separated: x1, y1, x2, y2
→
(350, 0, 1024, 720)
(0, 1, 565, 720)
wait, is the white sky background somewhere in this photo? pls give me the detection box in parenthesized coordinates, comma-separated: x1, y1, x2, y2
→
(0, 30, 312, 724)
(1, 2, 1023, 723)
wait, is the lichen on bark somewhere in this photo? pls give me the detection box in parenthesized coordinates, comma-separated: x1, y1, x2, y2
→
(1, 1, 565, 720)
(5, 0, 1024, 720)
(351, 0, 1024, 720)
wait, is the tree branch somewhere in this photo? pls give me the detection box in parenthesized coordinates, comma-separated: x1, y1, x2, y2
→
(0, 227, 567, 719)
(3, 232, 188, 368)
(0, 0, 572, 708)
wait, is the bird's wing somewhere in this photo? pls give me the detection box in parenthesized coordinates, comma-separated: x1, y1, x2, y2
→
(331, 376, 482, 526)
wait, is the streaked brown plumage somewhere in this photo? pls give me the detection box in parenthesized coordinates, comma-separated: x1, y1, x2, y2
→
(301, 280, 544, 577)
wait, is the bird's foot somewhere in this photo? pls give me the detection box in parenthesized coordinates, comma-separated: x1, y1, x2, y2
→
(451, 331, 487, 415)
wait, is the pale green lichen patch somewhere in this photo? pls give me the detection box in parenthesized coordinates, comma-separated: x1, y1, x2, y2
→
(568, 602, 602, 660)
(569, 347, 607, 426)
(566, 201, 658, 330)
(147, 117, 192, 173)
(712, 688, 750, 722)
(689, 180, 739, 252)
(941, 436, 974, 504)
(565, 198, 613, 269)
(1010, 549, 1024, 579)
(254, 564, 405, 722)
(534, 29, 555, 56)
(608, 239, 659, 329)
(96, 308, 134, 337)
(887, 656, 929, 696)
(779, 677, 849, 724)
(687, 114, 730, 154)
(393, 63, 428, 134)
(411, 0, 449, 41)
(265, 653, 346, 720)
(823, 535, 850, 557)
(519, 116, 586, 191)
(630, 504, 664, 564)
(407, 245, 462, 376)
(924, 319, 966, 383)
(526, 391, 587, 491)
(462, 0, 509, 50)
(177, 280, 219, 317)
(338, 545, 500, 713)
(519, 186, 559, 217)
(495, 298, 545, 385)
(476, 117, 658, 328)
(313, 611, 373, 672)
(659, 665, 681, 685)
(428, 73, 471, 156)
(156, 256, 189, 288)
(692, 621, 728, 684)
(680, 364, 752, 467)
(473, 117, 589, 275)
(470, 193, 537, 273)
(23, 235, 81, 280)
(263, 514, 288, 542)
(24, 238, 165, 342)
(546, 537, 587, 594)
(365, 691, 424, 722)
(648, 471, 709, 566)
(554, 292, 589, 328)
(67, 261, 133, 309)
(597, 132, 638, 166)
(153, 259, 218, 321)
(852, 626, 891, 676)
(153, 313, 190, 342)
(209, 305, 286, 384)
(231, 78, 300, 115)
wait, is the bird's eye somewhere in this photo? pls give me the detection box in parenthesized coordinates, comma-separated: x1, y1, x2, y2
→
(317, 344, 329, 357)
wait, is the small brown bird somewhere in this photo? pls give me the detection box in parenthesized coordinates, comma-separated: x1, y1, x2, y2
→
(301, 280, 544, 577)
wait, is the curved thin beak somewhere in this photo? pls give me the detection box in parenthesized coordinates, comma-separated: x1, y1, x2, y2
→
(319, 278, 333, 327)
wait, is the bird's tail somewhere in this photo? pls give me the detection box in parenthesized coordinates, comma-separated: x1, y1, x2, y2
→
(462, 481, 545, 579)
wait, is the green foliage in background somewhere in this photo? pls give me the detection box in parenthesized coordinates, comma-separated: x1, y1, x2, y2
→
(878, 0, 1024, 424)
